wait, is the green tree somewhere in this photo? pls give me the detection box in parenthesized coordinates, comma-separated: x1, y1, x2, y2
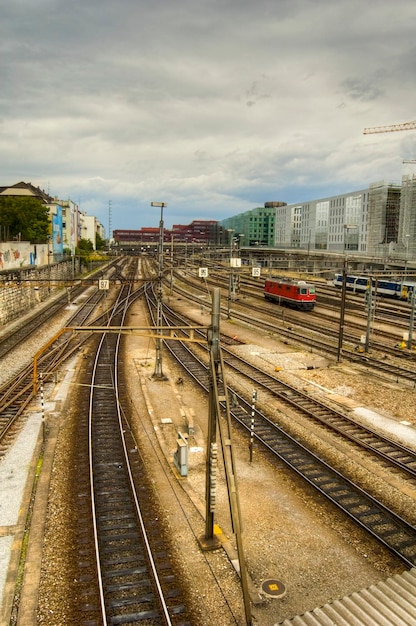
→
(95, 232, 107, 251)
(76, 238, 94, 256)
(0, 196, 50, 242)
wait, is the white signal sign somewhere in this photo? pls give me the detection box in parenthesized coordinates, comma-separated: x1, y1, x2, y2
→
(230, 258, 241, 268)
(99, 279, 110, 290)
(252, 267, 261, 277)
(199, 267, 209, 278)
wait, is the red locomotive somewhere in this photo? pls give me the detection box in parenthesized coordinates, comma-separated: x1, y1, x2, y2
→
(264, 278, 316, 311)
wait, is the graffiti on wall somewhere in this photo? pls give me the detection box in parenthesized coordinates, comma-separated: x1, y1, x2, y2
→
(0, 242, 37, 270)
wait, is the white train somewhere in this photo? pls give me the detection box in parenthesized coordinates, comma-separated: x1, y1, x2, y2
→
(333, 273, 416, 300)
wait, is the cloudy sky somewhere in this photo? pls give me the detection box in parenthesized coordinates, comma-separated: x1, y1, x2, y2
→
(1, 0, 416, 233)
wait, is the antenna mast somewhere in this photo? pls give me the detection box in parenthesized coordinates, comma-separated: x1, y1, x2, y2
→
(108, 200, 112, 242)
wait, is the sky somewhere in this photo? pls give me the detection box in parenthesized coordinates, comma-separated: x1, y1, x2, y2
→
(1, 0, 416, 234)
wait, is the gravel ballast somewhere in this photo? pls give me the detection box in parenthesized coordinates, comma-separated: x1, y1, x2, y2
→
(2, 295, 416, 625)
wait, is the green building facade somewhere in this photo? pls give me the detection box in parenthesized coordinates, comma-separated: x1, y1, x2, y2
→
(221, 202, 285, 246)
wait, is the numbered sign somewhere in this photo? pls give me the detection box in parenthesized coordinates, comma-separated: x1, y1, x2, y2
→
(252, 267, 261, 277)
(99, 279, 110, 290)
(198, 267, 209, 278)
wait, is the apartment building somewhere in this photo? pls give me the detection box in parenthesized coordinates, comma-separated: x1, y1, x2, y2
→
(0, 181, 104, 252)
(79, 212, 105, 250)
(221, 180, 407, 257)
(59, 199, 80, 254)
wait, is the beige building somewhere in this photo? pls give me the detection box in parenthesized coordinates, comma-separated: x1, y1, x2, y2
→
(79, 212, 105, 250)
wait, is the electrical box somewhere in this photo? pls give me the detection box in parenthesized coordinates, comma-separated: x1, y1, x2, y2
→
(173, 432, 188, 476)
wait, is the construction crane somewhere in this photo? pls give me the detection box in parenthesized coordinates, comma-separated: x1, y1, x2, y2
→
(363, 120, 416, 134)
(403, 159, 416, 164)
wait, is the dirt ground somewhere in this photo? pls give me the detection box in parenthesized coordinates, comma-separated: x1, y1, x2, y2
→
(120, 295, 412, 625)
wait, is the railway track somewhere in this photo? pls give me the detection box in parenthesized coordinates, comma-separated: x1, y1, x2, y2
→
(127, 260, 416, 364)
(144, 288, 416, 568)
(77, 275, 191, 625)
(0, 260, 140, 448)
(0, 257, 125, 361)
(0, 287, 80, 360)
(0, 288, 107, 448)
(172, 266, 416, 346)
(4, 258, 192, 624)
(4, 255, 416, 620)
(209, 267, 415, 323)
(230, 306, 416, 383)
(169, 275, 416, 385)
(192, 265, 414, 325)
(228, 302, 416, 381)
(160, 299, 416, 484)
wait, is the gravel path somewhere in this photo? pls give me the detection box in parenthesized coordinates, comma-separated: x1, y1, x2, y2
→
(0, 294, 84, 625)
(2, 293, 416, 625)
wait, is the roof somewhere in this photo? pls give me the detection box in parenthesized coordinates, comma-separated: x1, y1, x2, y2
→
(0, 181, 53, 203)
(280, 568, 416, 625)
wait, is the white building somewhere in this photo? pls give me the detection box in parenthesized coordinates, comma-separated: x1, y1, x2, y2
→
(274, 181, 403, 257)
(79, 212, 105, 250)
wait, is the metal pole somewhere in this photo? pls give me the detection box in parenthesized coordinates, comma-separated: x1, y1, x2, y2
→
(47, 237, 51, 294)
(227, 229, 234, 319)
(39, 373, 45, 441)
(337, 261, 347, 362)
(249, 390, 257, 463)
(170, 234, 174, 296)
(151, 202, 167, 380)
(365, 277, 373, 353)
(407, 290, 416, 350)
(234, 234, 243, 297)
(203, 289, 253, 624)
(202, 288, 221, 547)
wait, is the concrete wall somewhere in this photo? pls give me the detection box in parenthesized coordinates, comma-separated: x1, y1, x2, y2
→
(0, 259, 79, 327)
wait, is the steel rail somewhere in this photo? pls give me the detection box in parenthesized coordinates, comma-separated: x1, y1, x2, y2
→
(145, 288, 416, 567)
(169, 277, 416, 384)
(160, 299, 416, 479)
(171, 266, 416, 349)
(87, 277, 188, 624)
(0, 288, 107, 442)
(0, 266, 147, 443)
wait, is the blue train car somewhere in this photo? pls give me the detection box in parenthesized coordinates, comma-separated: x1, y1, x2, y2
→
(401, 280, 416, 301)
(333, 274, 416, 300)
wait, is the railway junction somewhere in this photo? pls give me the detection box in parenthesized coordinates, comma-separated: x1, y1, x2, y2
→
(1, 257, 416, 624)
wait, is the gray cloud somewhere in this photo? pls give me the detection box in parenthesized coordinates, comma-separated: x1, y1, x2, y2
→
(1, 0, 416, 229)
(341, 77, 384, 102)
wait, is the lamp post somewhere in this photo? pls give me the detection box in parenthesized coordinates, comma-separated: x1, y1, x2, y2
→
(226, 229, 234, 319)
(337, 227, 354, 361)
(407, 290, 416, 350)
(47, 236, 52, 294)
(170, 234, 174, 295)
(336, 258, 347, 362)
(234, 233, 244, 298)
(151, 202, 168, 380)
